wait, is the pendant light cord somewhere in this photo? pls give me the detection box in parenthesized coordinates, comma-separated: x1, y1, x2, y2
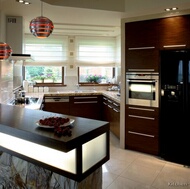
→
(41, 1, 43, 16)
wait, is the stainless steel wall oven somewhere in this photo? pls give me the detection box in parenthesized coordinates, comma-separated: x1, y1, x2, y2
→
(126, 72, 159, 107)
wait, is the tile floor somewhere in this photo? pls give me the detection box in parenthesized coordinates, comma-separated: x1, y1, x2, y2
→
(102, 132, 190, 189)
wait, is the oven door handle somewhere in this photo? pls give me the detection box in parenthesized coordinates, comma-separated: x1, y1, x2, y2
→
(127, 79, 157, 83)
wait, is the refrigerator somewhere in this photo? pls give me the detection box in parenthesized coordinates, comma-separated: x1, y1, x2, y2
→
(160, 49, 190, 166)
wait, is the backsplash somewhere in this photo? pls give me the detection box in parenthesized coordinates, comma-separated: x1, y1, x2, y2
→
(0, 60, 14, 104)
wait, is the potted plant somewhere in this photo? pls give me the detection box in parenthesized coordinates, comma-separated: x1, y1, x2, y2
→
(85, 75, 105, 83)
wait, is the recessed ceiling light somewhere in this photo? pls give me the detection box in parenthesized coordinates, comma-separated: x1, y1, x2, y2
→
(165, 7, 178, 11)
(16, 0, 31, 5)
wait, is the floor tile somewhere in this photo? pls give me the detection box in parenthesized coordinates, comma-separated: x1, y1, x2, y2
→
(103, 133, 190, 189)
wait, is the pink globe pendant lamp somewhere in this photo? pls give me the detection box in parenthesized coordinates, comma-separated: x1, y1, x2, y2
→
(0, 42, 12, 60)
(29, 1, 54, 38)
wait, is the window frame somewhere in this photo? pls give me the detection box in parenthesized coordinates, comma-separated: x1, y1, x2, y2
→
(77, 67, 115, 86)
(24, 66, 66, 87)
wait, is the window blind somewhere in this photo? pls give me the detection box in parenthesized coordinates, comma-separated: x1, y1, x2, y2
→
(75, 36, 116, 66)
(24, 34, 68, 65)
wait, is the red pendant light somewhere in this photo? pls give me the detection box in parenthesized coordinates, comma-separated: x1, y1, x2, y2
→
(0, 42, 12, 60)
(29, 1, 54, 38)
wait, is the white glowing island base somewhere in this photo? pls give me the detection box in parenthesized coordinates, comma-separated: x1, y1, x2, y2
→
(0, 104, 109, 188)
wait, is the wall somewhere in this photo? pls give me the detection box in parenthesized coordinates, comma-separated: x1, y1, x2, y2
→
(0, 11, 14, 104)
(0, 60, 13, 104)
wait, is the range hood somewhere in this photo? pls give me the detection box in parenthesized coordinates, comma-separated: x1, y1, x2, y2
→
(9, 53, 33, 62)
(6, 16, 34, 63)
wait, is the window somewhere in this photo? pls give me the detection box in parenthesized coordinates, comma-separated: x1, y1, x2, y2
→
(25, 66, 64, 85)
(78, 67, 115, 84)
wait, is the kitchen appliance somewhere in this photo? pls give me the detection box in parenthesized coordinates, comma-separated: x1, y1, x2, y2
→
(160, 49, 190, 166)
(126, 72, 159, 107)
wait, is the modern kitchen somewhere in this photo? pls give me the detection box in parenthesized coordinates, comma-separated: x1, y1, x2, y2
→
(1, 0, 190, 188)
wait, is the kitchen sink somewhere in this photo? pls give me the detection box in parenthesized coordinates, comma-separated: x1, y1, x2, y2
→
(9, 97, 39, 106)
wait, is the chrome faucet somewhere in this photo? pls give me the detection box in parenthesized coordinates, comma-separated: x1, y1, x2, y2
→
(76, 84, 80, 91)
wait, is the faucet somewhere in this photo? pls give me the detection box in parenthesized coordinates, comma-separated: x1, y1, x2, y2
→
(76, 84, 80, 91)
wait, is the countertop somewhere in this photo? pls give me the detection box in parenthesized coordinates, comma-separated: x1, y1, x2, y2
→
(0, 103, 109, 152)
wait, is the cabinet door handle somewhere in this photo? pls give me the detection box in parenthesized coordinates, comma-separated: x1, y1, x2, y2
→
(129, 114, 155, 120)
(128, 107, 155, 112)
(127, 68, 155, 72)
(74, 101, 98, 104)
(128, 131, 155, 138)
(113, 102, 119, 107)
(108, 105, 113, 109)
(108, 100, 113, 103)
(163, 44, 186, 48)
(113, 108, 120, 113)
(128, 46, 155, 50)
(74, 96, 98, 99)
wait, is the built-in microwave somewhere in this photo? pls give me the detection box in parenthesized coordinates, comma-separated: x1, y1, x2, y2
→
(126, 72, 159, 107)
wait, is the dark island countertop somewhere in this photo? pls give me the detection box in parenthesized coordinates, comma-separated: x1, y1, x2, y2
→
(0, 103, 110, 182)
(0, 104, 109, 152)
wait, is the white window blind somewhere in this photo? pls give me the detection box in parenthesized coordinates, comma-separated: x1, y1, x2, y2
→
(75, 36, 116, 66)
(24, 34, 68, 65)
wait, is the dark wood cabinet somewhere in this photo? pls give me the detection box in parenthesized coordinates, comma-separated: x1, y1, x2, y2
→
(125, 14, 190, 73)
(102, 96, 120, 138)
(42, 96, 70, 115)
(126, 48, 159, 72)
(157, 15, 190, 48)
(125, 19, 159, 48)
(69, 95, 102, 120)
(125, 105, 159, 155)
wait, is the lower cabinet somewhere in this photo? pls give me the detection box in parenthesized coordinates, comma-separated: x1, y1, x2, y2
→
(125, 105, 159, 155)
(42, 96, 70, 115)
(69, 95, 102, 120)
(102, 96, 120, 138)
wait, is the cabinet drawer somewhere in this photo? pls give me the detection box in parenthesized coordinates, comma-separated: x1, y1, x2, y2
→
(126, 105, 159, 118)
(126, 132, 159, 155)
(126, 116, 158, 136)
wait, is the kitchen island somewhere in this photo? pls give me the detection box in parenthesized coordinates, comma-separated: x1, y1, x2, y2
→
(0, 104, 109, 188)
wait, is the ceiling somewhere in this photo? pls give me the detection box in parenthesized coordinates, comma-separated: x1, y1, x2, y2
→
(1, 0, 190, 37)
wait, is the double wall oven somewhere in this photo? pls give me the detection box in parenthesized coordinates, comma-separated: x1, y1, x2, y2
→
(126, 72, 159, 107)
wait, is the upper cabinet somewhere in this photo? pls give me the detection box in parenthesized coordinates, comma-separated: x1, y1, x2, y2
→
(125, 19, 159, 48)
(125, 14, 190, 72)
(157, 15, 190, 49)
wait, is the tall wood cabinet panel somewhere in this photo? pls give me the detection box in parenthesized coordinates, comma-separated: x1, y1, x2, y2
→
(125, 19, 160, 72)
(126, 49, 159, 72)
(125, 19, 159, 48)
(157, 15, 190, 48)
(125, 105, 159, 155)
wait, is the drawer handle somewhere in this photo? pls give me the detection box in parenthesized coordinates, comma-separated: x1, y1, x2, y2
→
(113, 108, 120, 113)
(108, 105, 112, 109)
(103, 97, 107, 100)
(113, 102, 119, 107)
(128, 107, 155, 111)
(108, 100, 113, 103)
(128, 131, 155, 138)
(74, 101, 98, 104)
(103, 102, 108, 105)
(74, 97, 98, 99)
(129, 115, 155, 120)
(163, 44, 186, 48)
(128, 69, 155, 72)
(128, 46, 155, 50)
